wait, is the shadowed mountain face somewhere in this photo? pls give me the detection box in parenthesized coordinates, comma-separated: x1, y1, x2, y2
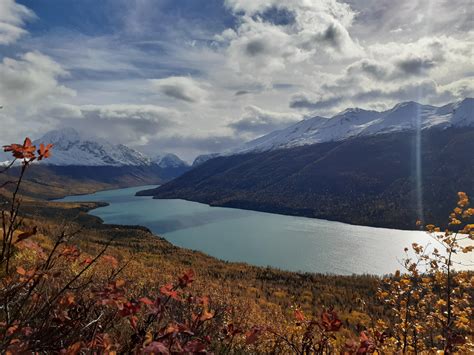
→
(140, 128, 474, 230)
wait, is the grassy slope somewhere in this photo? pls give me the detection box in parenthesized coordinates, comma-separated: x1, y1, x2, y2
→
(8, 181, 383, 333)
(0, 164, 164, 200)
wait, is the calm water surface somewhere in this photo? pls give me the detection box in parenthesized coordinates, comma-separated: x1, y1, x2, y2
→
(57, 186, 473, 275)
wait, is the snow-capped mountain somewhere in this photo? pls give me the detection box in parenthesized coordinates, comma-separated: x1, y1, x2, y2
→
(237, 98, 473, 153)
(33, 128, 152, 166)
(153, 153, 189, 168)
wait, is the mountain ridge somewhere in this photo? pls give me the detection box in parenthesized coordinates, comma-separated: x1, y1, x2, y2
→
(35, 128, 152, 166)
(236, 98, 473, 153)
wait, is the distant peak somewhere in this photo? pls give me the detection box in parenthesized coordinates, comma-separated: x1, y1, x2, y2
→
(153, 153, 189, 168)
(334, 107, 374, 117)
(390, 101, 422, 111)
(39, 127, 81, 143)
(459, 97, 473, 105)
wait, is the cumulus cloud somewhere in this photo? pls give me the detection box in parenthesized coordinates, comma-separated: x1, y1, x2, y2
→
(149, 76, 207, 103)
(0, 52, 73, 106)
(44, 104, 178, 146)
(229, 105, 301, 135)
(0, 51, 75, 144)
(219, 0, 364, 82)
(0, 0, 35, 44)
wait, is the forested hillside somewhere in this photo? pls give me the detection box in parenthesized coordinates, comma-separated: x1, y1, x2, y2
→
(143, 128, 474, 229)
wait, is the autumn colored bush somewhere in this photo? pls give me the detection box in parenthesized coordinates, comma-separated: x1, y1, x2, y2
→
(375, 192, 474, 353)
(1, 137, 472, 353)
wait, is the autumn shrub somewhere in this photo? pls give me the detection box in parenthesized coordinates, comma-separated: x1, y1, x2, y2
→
(375, 192, 473, 353)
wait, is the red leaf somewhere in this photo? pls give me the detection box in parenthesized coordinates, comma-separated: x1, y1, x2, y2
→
(102, 255, 118, 269)
(139, 297, 154, 306)
(321, 310, 342, 332)
(37, 143, 53, 161)
(81, 257, 93, 265)
(3, 137, 36, 160)
(245, 326, 264, 345)
(178, 269, 195, 287)
(119, 301, 141, 317)
(61, 245, 81, 260)
(294, 309, 305, 322)
(160, 284, 180, 300)
(16, 266, 26, 276)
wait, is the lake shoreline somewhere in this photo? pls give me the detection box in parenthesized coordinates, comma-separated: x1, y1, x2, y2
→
(56, 185, 453, 276)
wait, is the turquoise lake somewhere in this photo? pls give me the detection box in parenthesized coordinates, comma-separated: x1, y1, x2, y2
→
(57, 185, 472, 275)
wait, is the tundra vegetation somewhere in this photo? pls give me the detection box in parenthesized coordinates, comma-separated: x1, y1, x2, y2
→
(0, 138, 472, 353)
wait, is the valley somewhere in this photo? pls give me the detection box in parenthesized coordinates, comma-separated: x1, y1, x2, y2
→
(141, 127, 474, 230)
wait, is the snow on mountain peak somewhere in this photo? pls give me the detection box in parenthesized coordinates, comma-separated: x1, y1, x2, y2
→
(236, 98, 473, 153)
(153, 153, 189, 168)
(40, 127, 81, 148)
(34, 127, 152, 166)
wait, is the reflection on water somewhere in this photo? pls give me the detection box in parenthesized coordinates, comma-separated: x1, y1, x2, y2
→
(148, 209, 249, 233)
(57, 185, 473, 276)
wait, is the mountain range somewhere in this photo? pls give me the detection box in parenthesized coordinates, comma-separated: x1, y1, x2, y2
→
(28, 128, 189, 169)
(140, 98, 474, 229)
(0, 128, 190, 198)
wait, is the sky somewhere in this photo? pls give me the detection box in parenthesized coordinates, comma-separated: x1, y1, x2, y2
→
(0, 0, 472, 161)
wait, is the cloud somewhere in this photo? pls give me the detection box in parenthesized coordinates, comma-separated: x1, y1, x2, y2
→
(235, 90, 250, 96)
(0, 51, 73, 106)
(220, 0, 364, 82)
(345, 0, 473, 41)
(352, 80, 439, 103)
(229, 105, 301, 135)
(396, 57, 436, 76)
(346, 59, 390, 80)
(140, 134, 244, 161)
(245, 38, 267, 56)
(46, 103, 178, 146)
(290, 93, 344, 110)
(0, 0, 35, 44)
(149, 76, 207, 103)
(0, 51, 75, 144)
